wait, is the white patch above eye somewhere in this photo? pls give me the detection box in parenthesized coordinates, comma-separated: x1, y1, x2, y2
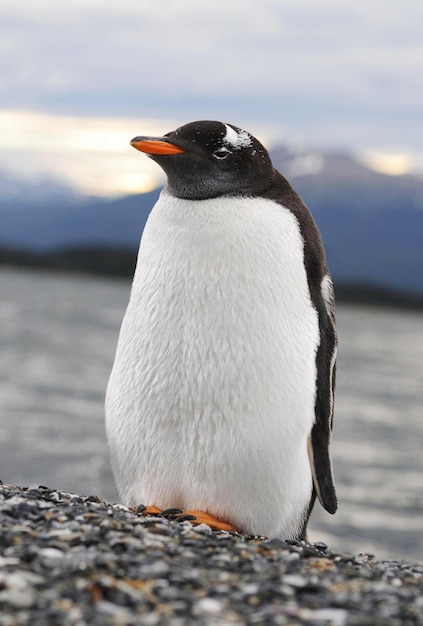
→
(224, 124, 252, 149)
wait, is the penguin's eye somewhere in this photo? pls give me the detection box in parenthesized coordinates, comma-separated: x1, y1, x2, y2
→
(212, 147, 231, 160)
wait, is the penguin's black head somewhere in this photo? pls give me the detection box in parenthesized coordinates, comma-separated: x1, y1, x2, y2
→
(130, 120, 275, 200)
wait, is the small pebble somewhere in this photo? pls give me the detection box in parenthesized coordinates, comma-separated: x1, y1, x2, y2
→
(39, 547, 66, 568)
(283, 574, 307, 588)
(192, 523, 212, 534)
(314, 541, 329, 551)
(0, 587, 36, 609)
(194, 597, 224, 615)
(138, 560, 170, 579)
(309, 608, 348, 626)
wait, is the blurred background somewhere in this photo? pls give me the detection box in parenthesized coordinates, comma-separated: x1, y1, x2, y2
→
(0, 1, 422, 561)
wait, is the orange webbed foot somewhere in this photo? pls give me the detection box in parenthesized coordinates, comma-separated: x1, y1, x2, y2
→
(134, 504, 238, 532)
(182, 510, 238, 532)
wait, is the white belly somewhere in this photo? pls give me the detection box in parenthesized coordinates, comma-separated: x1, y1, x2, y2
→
(105, 190, 319, 538)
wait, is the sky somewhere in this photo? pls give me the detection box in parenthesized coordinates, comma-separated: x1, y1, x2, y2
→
(1, 0, 422, 197)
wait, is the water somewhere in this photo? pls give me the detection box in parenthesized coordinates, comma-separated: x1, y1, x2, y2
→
(0, 268, 422, 562)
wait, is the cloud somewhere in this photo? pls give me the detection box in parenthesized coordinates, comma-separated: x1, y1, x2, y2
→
(0, 110, 177, 196)
(1, 1, 422, 112)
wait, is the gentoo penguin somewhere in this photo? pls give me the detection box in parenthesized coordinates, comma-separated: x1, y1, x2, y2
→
(105, 120, 337, 540)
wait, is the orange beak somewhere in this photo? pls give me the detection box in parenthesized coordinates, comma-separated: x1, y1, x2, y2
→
(130, 137, 185, 155)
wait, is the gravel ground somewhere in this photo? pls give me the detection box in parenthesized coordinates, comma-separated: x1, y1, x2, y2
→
(1, 482, 422, 626)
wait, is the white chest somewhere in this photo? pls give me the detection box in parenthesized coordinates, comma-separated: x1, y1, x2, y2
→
(106, 191, 320, 538)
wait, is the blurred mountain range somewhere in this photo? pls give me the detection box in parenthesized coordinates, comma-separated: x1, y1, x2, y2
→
(1, 144, 422, 297)
(0, 169, 85, 207)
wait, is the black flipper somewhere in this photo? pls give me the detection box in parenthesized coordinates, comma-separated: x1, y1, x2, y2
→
(309, 275, 337, 514)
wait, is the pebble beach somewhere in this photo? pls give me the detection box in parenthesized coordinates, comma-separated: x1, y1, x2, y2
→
(1, 482, 422, 625)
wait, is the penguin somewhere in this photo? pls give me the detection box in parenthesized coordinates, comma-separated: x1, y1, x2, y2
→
(105, 120, 337, 540)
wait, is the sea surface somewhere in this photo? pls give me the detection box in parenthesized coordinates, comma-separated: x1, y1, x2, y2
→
(0, 268, 422, 562)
